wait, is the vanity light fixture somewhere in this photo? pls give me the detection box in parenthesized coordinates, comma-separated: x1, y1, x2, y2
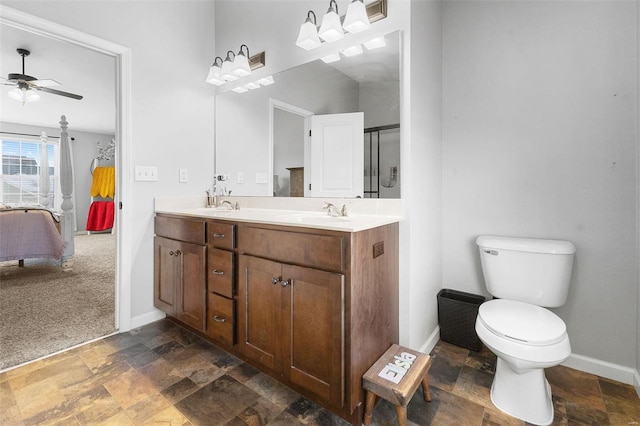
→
(233, 45, 252, 77)
(343, 0, 370, 33)
(342, 44, 363, 57)
(220, 51, 239, 82)
(257, 76, 274, 86)
(321, 52, 341, 63)
(295, 0, 388, 50)
(296, 11, 321, 50)
(318, 0, 344, 42)
(205, 57, 225, 86)
(363, 35, 386, 50)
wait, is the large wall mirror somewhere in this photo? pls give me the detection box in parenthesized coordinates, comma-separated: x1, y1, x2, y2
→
(215, 30, 400, 199)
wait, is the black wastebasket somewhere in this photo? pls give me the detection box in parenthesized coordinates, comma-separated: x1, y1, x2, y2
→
(437, 289, 486, 352)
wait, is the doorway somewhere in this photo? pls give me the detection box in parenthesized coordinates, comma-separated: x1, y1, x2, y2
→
(0, 6, 132, 369)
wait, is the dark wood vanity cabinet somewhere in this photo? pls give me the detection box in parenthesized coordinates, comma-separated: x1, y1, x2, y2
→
(154, 216, 206, 332)
(154, 213, 399, 425)
(205, 221, 236, 346)
(238, 254, 345, 406)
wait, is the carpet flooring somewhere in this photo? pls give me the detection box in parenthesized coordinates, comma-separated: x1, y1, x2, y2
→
(0, 233, 116, 370)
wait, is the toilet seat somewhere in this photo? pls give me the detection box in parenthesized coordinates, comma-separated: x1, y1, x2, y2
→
(478, 299, 566, 346)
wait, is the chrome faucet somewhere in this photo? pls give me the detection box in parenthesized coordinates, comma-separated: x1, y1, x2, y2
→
(323, 202, 347, 217)
(219, 200, 235, 210)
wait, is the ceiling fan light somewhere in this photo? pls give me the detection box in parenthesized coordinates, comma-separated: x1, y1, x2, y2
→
(318, 1, 344, 43)
(343, 0, 370, 33)
(9, 87, 39, 104)
(296, 12, 321, 50)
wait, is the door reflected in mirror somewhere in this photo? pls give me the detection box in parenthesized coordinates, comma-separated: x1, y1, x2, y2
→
(215, 30, 400, 199)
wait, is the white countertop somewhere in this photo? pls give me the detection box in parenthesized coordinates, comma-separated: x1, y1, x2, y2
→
(155, 206, 402, 232)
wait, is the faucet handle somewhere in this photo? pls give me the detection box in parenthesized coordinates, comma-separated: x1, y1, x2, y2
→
(341, 204, 348, 217)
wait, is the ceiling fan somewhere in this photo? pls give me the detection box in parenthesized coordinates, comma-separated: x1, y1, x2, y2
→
(1, 48, 83, 104)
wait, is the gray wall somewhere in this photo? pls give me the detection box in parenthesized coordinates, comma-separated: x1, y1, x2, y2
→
(442, 1, 638, 368)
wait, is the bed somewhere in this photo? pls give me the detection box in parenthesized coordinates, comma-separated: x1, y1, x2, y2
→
(0, 115, 75, 266)
(0, 207, 66, 265)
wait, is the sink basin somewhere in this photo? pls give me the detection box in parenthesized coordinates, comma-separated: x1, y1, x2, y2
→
(275, 212, 352, 223)
(192, 207, 236, 214)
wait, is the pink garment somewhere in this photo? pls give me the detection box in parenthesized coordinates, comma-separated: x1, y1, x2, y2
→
(0, 209, 66, 261)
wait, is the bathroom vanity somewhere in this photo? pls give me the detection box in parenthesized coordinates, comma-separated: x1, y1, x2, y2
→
(154, 203, 400, 424)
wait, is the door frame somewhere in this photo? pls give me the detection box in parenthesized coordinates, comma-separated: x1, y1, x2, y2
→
(268, 98, 313, 197)
(1, 6, 133, 331)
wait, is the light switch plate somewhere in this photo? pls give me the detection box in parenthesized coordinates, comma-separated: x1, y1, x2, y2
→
(135, 165, 158, 181)
(179, 168, 188, 183)
(237, 172, 244, 184)
(256, 172, 268, 184)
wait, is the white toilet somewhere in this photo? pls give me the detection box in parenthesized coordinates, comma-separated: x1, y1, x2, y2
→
(475, 235, 576, 426)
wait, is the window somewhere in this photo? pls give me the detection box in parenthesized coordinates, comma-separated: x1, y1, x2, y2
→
(1, 138, 58, 208)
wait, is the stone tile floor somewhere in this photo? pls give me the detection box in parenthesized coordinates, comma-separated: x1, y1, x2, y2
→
(1, 319, 639, 425)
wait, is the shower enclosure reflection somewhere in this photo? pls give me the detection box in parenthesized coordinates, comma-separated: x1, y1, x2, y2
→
(364, 124, 400, 198)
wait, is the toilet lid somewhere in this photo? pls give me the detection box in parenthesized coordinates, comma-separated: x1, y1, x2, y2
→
(478, 299, 567, 346)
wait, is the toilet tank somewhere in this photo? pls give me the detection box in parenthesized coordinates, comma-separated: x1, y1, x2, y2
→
(476, 235, 576, 308)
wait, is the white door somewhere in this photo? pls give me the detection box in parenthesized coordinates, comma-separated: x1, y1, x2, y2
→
(306, 112, 364, 198)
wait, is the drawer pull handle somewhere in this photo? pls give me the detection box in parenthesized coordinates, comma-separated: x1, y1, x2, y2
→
(213, 233, 225, 238)
(212, 270, 225, 275)
(213, 315, 226, 323)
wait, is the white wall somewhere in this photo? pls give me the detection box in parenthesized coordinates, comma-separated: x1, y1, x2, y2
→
(443, 0, 638, 371)
(1, 121, 114, 232)
(4, 1, 218, 322)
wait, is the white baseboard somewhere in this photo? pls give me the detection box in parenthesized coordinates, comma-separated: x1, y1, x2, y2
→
(562, 352, 639, 389)
(130, 309, 166, 330)
(419, 325, 441, 355)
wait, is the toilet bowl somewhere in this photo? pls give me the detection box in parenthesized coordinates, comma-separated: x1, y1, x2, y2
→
(476, 299, 571, 425)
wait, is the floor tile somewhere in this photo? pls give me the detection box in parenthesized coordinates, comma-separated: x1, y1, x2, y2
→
(138, 357, 186, 391)
(102, 367, 158, 409)
(12, 377, 66, 420)
(244, 372, 302, 410)
(176, 375, 261, 425)
(161, 377, 201, 404)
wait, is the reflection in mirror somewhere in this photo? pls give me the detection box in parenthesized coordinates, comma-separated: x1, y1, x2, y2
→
(215, 30, 400, 198)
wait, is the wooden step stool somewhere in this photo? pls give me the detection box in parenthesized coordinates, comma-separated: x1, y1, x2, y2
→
(362, 344, 432, 426)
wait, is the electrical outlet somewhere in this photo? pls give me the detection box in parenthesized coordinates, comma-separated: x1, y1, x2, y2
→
(256, 172, 268, 184)
(373, 241, 384, 258)
(179, 168, 188, 183)
(237, 172, 244, 184)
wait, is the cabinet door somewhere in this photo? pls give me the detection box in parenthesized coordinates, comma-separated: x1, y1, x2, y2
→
(281, 264, 345, 407)
(175, 240, 207, 331)
(154, 236, 180, 314)
(238, 255, 283, 372)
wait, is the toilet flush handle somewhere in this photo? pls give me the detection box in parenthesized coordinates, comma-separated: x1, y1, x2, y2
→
(484, 249, 499, 256)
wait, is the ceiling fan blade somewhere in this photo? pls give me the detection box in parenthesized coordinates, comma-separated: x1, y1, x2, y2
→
(33, 79, 61, 88)
(38, 86, 83, 100)
(0, 77, 17, 86)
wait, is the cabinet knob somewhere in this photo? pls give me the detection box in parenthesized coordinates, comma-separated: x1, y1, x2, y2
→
(175, 250, 181, 256)
(213, 315, 226, 323)
(271, 277, 280, 285)
(212, 270, 225, 275)
(281, 279, 290, 287)
(169, 250, 174, 256)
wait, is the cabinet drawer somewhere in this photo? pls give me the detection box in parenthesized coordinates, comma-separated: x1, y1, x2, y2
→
(208, 222, 236, 249)
(238, 226, 345, 272)
(207, 293, 234, 346)
(155, 215, 205, 244)
(208, 248, 234, 298)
